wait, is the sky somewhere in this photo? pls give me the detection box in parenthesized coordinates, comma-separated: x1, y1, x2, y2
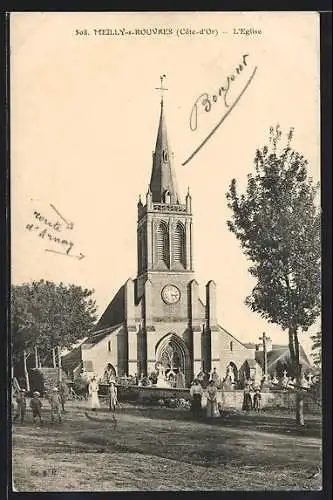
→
(10, 12, 320, 357)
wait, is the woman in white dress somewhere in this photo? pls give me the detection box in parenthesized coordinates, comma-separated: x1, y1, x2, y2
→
(88, 376, 100, 411)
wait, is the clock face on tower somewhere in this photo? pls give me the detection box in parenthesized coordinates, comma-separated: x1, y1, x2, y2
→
(161, 284, 181, 304)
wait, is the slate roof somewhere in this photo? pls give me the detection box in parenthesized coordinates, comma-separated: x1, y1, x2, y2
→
(92, 285, 125, 332)
(243, 342, 257, 349)
(149, 101, 180, 204)
(82, 323, 123, 348)
(218, 325, 249, 349)
(61, 346, 82, 373)
(255, 345, 312, 370)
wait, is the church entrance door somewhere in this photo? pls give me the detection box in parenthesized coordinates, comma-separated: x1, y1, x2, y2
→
(160, 344, 183, 376)
(156, 333, 189, 383)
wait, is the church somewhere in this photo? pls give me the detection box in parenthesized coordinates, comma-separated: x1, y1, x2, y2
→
(79, 89, 257, 387)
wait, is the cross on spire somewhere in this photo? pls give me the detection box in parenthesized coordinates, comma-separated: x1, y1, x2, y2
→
(155, 74, 168, 105)
(259, 332, 270, 343)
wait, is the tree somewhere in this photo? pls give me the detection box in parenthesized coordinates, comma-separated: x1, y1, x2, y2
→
(226, 125, 321, 425)
(11, 280, 97, 384)
(310, 331, 322, 366)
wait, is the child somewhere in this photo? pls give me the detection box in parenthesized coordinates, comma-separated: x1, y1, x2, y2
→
(58, 381, 69, 412)
(13, 389, 26, 423)
(30, 391, 43, 424)
(48, 387, 63, 423)
(253, 389, 262, 412)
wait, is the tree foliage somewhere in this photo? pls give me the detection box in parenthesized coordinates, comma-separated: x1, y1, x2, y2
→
(11, 280, 97, 365)
(226, 126, 320, 337)
(310, 331, 322, 366)
(226, 125, 320, 422)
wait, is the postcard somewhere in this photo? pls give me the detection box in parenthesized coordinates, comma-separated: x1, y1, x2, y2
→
(10, 11, 321, 492)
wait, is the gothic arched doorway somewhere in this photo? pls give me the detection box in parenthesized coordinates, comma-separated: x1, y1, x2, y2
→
(229, 362, 238, 381)
(155, 333, 190, 383)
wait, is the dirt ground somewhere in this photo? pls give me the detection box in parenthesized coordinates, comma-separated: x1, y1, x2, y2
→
(11, 399, 322, 491)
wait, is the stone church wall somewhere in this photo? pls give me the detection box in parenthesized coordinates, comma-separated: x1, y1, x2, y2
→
(81, 328, 124, 379)
(214, 330, 255, 380)
(148, 273, 197, 322)
(117, 386, 320, 413)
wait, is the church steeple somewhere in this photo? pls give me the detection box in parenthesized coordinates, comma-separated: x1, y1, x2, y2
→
(137, 79, 193, 282)
(149, 80, 180, 204)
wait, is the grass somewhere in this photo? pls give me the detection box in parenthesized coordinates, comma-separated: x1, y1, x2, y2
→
(12, 399, 322, 491)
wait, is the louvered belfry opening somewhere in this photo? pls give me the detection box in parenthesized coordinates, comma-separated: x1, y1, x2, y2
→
(174, 222, 186, 267)
(142, 231, 147, 269)
(138, 229, 147, 273)
(156, 221, 169, 267)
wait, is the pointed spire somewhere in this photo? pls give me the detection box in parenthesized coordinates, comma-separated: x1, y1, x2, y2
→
(149, 94, 180, 204)
(186, 186, 192, 212)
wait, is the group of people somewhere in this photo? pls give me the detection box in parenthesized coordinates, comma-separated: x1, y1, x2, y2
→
(114, 369, 186, 388)
(12, 383, 68, 425)
(87, 364, 118, 411)
(189, 373, 263, 419)
(12, 366, 119, 424)
(189, 379, 221, 419)
(194, 366, 236, 389)
(242, 379, 262, 411)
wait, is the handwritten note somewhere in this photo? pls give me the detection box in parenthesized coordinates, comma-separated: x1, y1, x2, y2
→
(25, 205, 85, 260)
(183, 54, 258, 166)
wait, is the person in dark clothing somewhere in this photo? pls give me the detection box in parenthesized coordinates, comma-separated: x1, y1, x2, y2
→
(149, 372, 158, 385)
(253, 389, 262, 412)
(30, 391, 43, 424)
(13, 389, 26, 423)
(242, 379, 253, 411)
(190, 380, 203, 418)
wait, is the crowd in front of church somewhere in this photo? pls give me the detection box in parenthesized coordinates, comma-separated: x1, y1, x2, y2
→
(21, 361, 315, 423)
(12, 361, 319, 426)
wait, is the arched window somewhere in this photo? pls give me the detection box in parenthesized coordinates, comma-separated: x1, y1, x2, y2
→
(156, 221, 169, 266)
(164, 190, 171, 204)
(174, 222, 186, 267)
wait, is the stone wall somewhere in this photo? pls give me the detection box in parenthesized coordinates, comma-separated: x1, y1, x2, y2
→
(30, 368, 69, 395)
(116, 386, 321, 413)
